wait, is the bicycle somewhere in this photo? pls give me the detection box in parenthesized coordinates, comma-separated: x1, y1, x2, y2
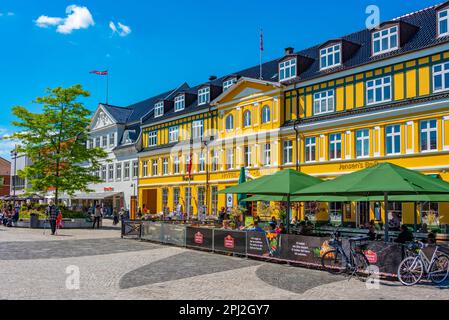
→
(397, 241, 449, 286)
(321, 230, 371, 279)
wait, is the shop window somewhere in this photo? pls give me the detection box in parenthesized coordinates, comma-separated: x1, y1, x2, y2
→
(198, 187, 206, 215)
(304, 202, 318, 223)
(388, 202, 402, 230)
(211, 186, 218, 216)
(421, 202, 440, 229)
(329, 202, 343, 226)
(162, 188, 169, 211)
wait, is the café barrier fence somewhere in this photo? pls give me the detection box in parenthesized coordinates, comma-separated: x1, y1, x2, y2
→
(130, 221, 413, 277)
(121, 220, 142, 239)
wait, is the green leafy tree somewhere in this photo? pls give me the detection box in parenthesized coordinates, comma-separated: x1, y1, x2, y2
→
(6, 85, 107, 203)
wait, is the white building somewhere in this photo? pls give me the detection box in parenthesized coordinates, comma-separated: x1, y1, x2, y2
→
(74, 85, 187, 215)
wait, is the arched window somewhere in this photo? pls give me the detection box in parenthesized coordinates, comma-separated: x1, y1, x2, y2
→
(226, 115, 234, 130)
(243, 111, 251, 127)
(262, 106, 271, 124)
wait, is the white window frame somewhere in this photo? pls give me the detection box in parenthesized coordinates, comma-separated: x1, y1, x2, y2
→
(438, 9, 449, 38)
(192, 120, 204, 140)
(174, 95, 185, 112)
(226, 149, 234, 170)
(212, 150, 219, 172)
(163, 158, 169, 176)
(124, 162, 131, 180)
(243, 110, 251, 127)
(279, 58, 297, 81)
(420, 119, 438, 153)
(305, 137, 317, 163)
(102, 135, 108, 148)
(173, 156, 180, 174)
(263, 144, 271, 166)
(372, 26, 399, 56)
(154, 101, 164, 118)
(152, 160, 158, 177)
(262, 106, 271, 124)
(223, 78, 237, 91)
(283, 140, 293, 165)
(95, 137, 100, 148)
(385, 125, 402, 156)
(366, 76, 392, 105)
(313, 90, 335, 115)
(244, 146, 252, 168)
(101, 165, 107, 181)
(116, 163, 122, 181)
(198, 152, 206, 172)
(226, 115, 234, 131)
(356, 129, 370, 159)
(148, 131, 158, 147)
(198, 87, 210, 106)
(433, 62, 449, 93)
(320, 44, 341, 70)
(142, 161, 148, 177)
(109, 133, 115, 147)
(329, 133, 342, 161)
(132, 161, 138, 178)
(108, 164, 114, 181)
(169, 126, 179, 143)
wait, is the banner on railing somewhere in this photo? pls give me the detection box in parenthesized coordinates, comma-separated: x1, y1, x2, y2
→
(213, 229, 246, 254)
(141, 222, 163, 242)
(161, 223, 186, 246)
(186, 227, 214, 250)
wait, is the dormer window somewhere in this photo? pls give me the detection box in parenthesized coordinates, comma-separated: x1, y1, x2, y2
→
(174, 95, 185, 112)
(320, 44, 341, 70)
(438, 9, 449, 37)
(223, 78, 237, 91)
(279, 58, 297, 81)
(198, 87, 210, 105)
(372, 26, 398, 56)
(154, 101, 164, 118)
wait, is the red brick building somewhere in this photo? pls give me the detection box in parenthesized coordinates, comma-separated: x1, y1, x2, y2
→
(0, 157, 11, 197)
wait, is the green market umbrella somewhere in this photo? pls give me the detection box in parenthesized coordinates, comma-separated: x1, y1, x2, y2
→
(242, 195, 361, 202)
(237, 167, 247, 206)
(295, 163, 449, 241)
(220, 169, 322, 196)
(220, 169, 323, 231)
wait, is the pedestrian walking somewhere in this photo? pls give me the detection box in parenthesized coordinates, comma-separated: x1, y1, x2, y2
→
(93, 205, 102, 229)
(45, 200, 61, 236)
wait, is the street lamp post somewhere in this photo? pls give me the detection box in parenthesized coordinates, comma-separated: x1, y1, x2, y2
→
(131, 183, 137, 220)
(11, 146, 18, 208)
(203, 138, 210, 217)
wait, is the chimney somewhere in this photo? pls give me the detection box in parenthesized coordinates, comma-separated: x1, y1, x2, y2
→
(209, 75, 217, 81)
(284, 47, 294, 55)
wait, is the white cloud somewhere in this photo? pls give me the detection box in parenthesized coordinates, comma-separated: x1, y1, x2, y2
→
(35, 16, 63, 28)
(109, 21, 132, 37)
(7, 12, 14, 16)
(35, 5, 94, 34)
(0, 12, 15, 18)
(0, 128, 18, 161)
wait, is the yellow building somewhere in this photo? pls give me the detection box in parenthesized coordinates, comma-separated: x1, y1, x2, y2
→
(137, 3, 449, 232)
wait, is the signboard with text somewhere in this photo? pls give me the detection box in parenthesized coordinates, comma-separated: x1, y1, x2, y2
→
(186, 227, 213, 250)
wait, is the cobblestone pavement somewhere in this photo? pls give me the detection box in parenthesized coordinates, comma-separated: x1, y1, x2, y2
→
(0, 225, 448, 300)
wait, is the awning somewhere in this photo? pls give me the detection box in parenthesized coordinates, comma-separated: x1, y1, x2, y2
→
(72, 192, 123, 200)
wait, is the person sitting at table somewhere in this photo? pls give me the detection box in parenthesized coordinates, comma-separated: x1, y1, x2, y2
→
(367, 224, 377, 241)
(269, 216, 277, 229)
(394, 225, 414, 244)
(427, 232, 437, 245)
(275, 223, 287, 235)
(247, 221, 264, 233)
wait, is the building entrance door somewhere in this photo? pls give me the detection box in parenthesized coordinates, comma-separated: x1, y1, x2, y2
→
(357, 202, 370, 228)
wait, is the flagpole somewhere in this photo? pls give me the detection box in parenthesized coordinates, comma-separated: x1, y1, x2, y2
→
(260, 29, 263, 80)
(106, 71, 109, 105)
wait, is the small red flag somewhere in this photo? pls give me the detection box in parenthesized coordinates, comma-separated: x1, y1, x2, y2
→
(187, 153, 193, 178)
(90, 70, 108, 76)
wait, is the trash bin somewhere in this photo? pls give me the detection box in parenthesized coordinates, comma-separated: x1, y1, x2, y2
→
(30, 213, 39, 229)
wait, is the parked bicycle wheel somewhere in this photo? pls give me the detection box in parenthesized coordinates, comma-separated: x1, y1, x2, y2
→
(322, 250, 345, 274)
(353, 252, 371, 274)
(398, 257, 424, 286)
(429, 255, 449, 285)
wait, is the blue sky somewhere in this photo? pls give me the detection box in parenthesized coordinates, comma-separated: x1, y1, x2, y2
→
(0, 0, 439, 160)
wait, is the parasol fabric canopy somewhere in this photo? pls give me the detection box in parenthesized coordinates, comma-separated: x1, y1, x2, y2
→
(241, 195, 361, 202)
(295, 163, 449, 196)
(220, 169, 322, 196)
